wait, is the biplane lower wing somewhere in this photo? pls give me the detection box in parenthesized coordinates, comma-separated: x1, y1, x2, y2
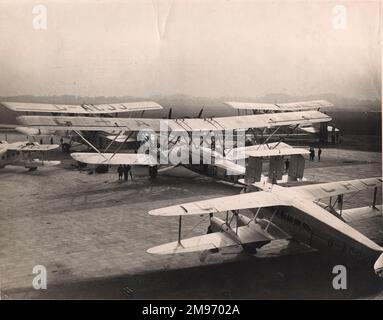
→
(71, 152, 158, 165)
(10, 144, 59, 151)
(17, 110, 331, 132)
(147, 223, 279, 254)
(2, 141, 59, 151)
(14, 159, 61, 167)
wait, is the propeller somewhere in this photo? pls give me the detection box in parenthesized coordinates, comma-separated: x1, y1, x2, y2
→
(197, 108, 203, 118)
(168, 107, 173, 119)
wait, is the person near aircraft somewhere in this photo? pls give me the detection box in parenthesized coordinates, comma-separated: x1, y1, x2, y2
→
(284, 158, 290, 172)
(309, 147, 314, 161)
(318, 147, 322, 161)
(117, 165, 123, 180)
(127, 164, 133, 181)
(123, 165, 128, 181)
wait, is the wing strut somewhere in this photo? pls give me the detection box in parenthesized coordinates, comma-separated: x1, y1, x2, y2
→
(107, 131, 135, 161)
(103, 130, 123, 153)
(272, 123, 300, 149)
(252, 207, 262, 222)
(373, 186, 378, 209)
(178, 216, 182, 245)
(265, 208, 278, 232)
(73, 130, 108, 160)
(257, 126, 281, 150)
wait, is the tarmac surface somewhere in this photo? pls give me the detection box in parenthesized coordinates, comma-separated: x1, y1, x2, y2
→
(0, 137, 382, 299)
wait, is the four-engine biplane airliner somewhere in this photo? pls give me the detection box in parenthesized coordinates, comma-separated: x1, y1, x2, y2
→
(147, 176, 383, 277)
(1, 101, 164, 149)
(11, 100, 332, 179)
(0, 140, 60, 171)
(224, 99, 339, 139)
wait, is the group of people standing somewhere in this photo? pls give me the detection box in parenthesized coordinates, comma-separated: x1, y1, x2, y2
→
(309, 147, 322, 161)
(118, 165, 133, 181)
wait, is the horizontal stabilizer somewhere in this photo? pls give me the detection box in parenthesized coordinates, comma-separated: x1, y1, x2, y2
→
(245, 148, 309, 158)
(225, 142, 293, 161)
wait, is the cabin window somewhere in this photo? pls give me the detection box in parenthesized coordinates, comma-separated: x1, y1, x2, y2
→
(293, 219, 301, 227)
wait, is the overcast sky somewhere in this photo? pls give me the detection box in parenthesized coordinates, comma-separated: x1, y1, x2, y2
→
(0, 0, 380, 100)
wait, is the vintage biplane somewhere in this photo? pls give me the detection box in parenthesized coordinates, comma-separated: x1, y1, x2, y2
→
(147, 173, 383, 276)
(14, 103, 331, 179)
(225, 99, 339, 143)
(0, 140, 60, 171)
(1, 101, 163, 149)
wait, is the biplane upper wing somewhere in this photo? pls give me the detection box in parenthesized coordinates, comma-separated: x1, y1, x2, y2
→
(225, 100, 334, 111)
(2, 101, 162, 114)
(149, 191, 290, 216)
(277, 100, 334, 111)
(224, 102, 280, 111)
(17, 110, 331, 132)
(71, 152, 158, 165)
(149, 177, 382, 217)
(290, 177, 382, 201)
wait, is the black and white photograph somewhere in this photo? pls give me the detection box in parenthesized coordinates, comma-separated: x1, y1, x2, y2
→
(0, 0, 382, 306)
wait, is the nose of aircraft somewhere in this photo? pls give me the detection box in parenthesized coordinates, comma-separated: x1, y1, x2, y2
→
(374, 253, 383, 277)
